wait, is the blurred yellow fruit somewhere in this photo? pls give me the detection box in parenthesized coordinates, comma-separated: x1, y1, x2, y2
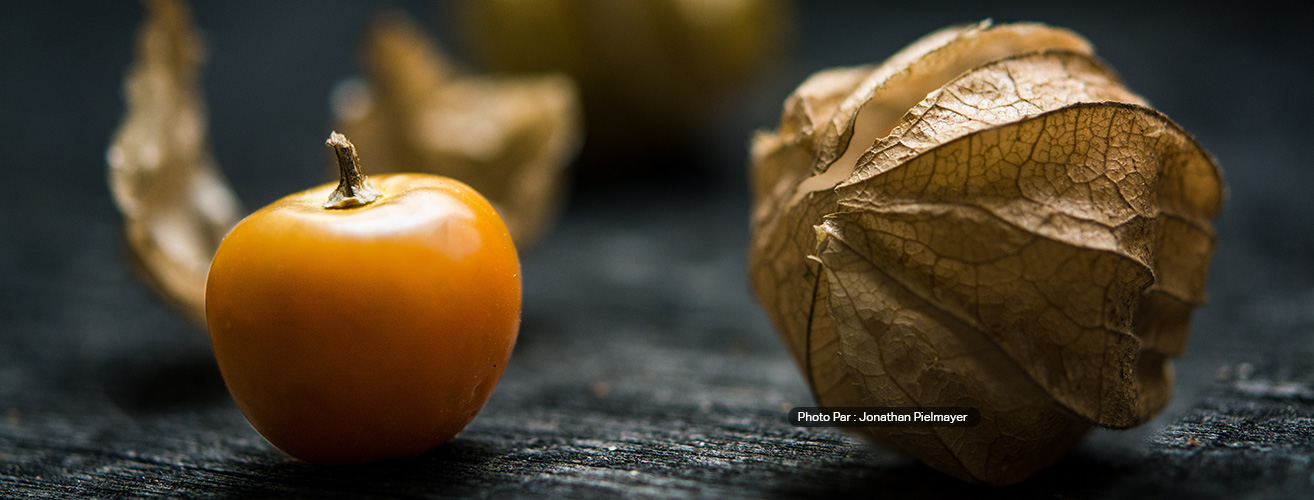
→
(456, 0, 792, 160)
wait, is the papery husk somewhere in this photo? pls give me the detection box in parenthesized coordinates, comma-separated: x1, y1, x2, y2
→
(748, 21, 1223, 485)
(333, 12, 582, 250)
(107, 0, 240, 326)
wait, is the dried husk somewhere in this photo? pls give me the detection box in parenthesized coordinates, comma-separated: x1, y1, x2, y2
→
(107, 0, 240, 326)
(748, 21, 1223, 485)
(333, 12, 582, 250)
(108, 2, 576, 326)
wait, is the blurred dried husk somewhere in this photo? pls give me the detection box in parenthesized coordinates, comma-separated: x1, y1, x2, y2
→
(108, 2, 577, 327)
(748, 21, 1224, 484)
(333, 12, 582, 249)
(455, 0, 792, 167)
(107, 0, 240, 326)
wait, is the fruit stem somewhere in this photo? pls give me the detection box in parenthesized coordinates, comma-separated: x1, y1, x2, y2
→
(323, 132, 381, 209)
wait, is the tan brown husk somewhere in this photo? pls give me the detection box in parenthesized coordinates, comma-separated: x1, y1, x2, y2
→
(109, 3, 582, 327)
(748, 21, 1223, 485)
(333, 12, 582, 250)
(107, 0, 240, 326)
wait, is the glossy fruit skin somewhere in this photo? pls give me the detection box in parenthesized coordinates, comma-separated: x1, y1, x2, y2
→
(205, 173, 520, 464)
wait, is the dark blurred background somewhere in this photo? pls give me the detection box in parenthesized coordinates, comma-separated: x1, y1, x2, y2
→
(1, 1, 1312, 497)
(3, 1, 1310, 278)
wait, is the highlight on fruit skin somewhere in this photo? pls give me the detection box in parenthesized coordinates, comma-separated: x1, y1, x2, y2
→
(205, 133, 522, 465)
(107, 2, 578, 328)
(748, 20, 1224, 485)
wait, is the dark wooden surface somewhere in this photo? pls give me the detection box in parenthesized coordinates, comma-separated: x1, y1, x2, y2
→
(3, 2, 1313, 498)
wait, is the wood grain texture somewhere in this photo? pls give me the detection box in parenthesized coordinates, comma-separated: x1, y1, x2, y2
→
(2, 187, 1312, 498)
(2, 2, 1313, 498)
